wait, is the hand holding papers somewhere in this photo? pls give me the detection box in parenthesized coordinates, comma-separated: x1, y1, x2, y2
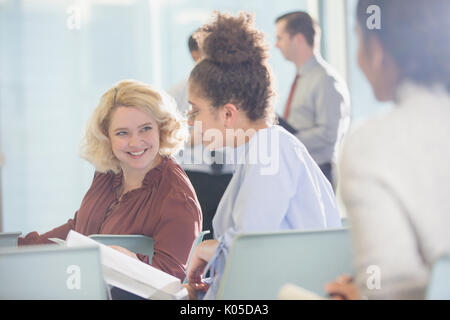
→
(65, 230, 187, 300)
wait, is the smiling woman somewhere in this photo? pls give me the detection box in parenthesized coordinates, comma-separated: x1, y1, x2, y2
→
(18, 80, 202, 282)
(81, 80, 188, 174)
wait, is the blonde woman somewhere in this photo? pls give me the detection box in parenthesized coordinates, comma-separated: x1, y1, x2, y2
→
(19, 80, 202, 281)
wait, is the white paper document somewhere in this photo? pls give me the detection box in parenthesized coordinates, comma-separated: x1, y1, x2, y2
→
(65, 230, 188, 300)
(48, 238, 66, 245)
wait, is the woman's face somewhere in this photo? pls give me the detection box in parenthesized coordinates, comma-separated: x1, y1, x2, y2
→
(187, 83, 226, 150)
(108, 106, 161, 176)
(356, 23, 398, 102)
(356, 23, 378, 93)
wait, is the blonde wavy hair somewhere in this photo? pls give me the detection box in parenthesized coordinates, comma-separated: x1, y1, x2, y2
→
(80, 79, 188, 173)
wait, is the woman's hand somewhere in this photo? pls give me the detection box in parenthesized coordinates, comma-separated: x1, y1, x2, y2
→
(183, 282, 209, 300)
(325, 275, 360, 300)
(109, 245, 138, 260)
(186, 239, 219, 297)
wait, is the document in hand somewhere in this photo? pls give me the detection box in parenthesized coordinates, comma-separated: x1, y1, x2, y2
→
(65, 230, 188, 300)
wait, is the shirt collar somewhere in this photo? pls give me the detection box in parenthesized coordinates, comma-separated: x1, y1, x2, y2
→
(297, 53, 320, 76)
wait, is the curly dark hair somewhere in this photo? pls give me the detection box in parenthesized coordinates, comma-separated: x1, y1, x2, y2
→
(357, 0, 450, 92)
(189, 12, 276, 123)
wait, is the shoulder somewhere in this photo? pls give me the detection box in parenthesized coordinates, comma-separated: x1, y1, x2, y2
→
(159, 159, 202, 219)
(345, 84, 450, 163)
(247, 126, 311, 177)
(342, 112, 393, 156)
(161, 157, 190, 183)
(270, 126, 310, 160)
(80, 171, 116, 200)
(159, 157, 198, 197)
(311, 57, 349, 94)
(340, 107, 412, 182)
(91, 170, 116, 187)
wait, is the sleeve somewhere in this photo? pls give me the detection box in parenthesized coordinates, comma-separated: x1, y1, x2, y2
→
(18, 212, 78, 246)
(295, 76, 348, 150)
(339, 133, 428, 299)
(138, 191, 202, 281)
(220, 140, 303, 248)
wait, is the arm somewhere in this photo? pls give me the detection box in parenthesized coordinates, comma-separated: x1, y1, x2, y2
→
(18, 212, 78, 245)
(187, 239, 219, 285)
(139, 192, 202, 281)
(295, 76, 348, 151)
(184, 239, 218, 300)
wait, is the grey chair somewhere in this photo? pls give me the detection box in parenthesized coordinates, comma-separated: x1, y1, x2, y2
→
(88, 234, 155, 260)
(0, 232, 21, 248)
(216, 228, 353, 299)
(0, 244, 108, 299)
(426, 255, 450, 299)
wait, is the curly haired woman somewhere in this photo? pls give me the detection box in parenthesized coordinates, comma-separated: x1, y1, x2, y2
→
(185, 12, 341, 300)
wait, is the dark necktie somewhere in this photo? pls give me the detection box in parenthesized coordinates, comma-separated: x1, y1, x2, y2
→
(283, 73, 299, 120)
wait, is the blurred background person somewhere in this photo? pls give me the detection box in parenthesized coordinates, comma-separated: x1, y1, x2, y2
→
(275, 11, 351, 188)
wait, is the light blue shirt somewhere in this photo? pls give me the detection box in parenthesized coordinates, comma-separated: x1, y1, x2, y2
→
(202, 125, 341, 299)
(287, 54, 351, 165)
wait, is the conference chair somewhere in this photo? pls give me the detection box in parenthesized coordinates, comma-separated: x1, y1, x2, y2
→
(0, 232, 21, 248)
(216, 228, 353, 299)
(183, 230, 210, 284)
(0, 244, 108, 299)
(426, 255, 450, 299)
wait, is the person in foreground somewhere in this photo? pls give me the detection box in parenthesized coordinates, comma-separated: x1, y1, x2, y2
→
(19, 80, 202, 281)
(185, 12, 341, 300)
(326, 0, 450, 299)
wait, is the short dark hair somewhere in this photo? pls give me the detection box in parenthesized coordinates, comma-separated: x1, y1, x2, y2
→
(188, 34, 199, 53)
(275, 11, 316, 47)
(357, 0, 450, 92)
(189, 12, 275, 123)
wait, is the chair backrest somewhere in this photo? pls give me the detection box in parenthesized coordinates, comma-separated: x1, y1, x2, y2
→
(183, 230, 210, 284)
(0, 232, 21, 248)
(88, 234, 154, 260)
(0, 245, 108, 299)
(186, 230, 210, 270)
(216, 228, 353, 299)
(426, 255, 450, 299)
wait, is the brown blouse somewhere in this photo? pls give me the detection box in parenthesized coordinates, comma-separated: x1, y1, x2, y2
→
(18, 157, 202, 281)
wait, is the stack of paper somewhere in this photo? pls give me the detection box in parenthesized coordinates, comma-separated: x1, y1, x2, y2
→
(65, 230, 187, 300)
